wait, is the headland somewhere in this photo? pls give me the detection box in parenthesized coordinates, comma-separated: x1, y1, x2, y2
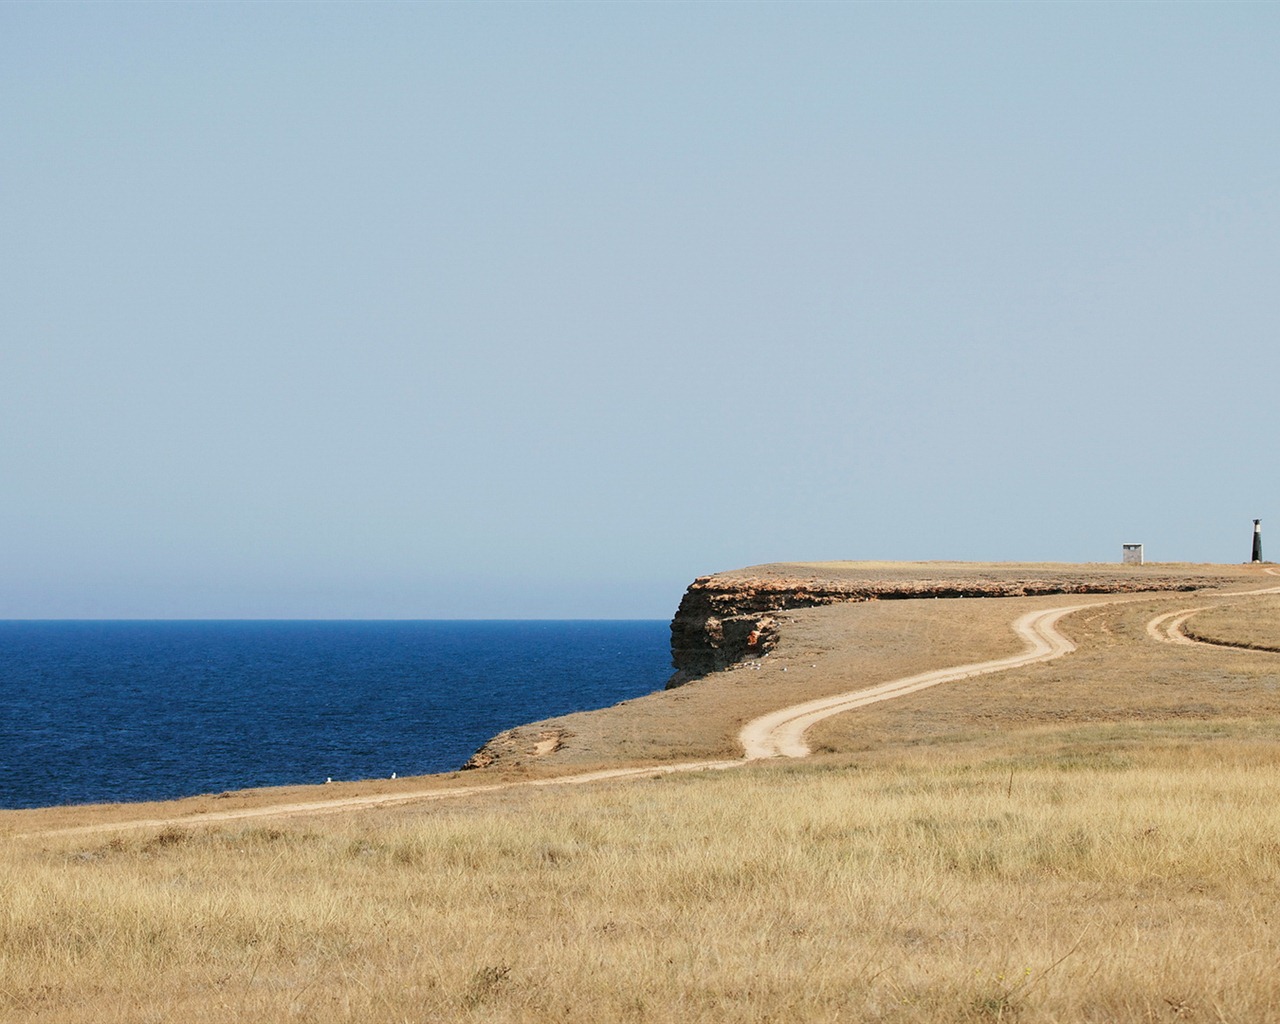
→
(464, 560, 1258, 772)
(7, 560, 1280, 1023)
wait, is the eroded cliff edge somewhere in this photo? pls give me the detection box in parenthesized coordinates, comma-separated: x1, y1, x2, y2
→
(464, 560, 1246, 770)
(666, 561, 1224, 687)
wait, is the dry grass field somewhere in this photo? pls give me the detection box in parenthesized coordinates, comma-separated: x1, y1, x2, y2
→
(1182, 593, 1280, 652)
(4, 562, 1280, 1023)
(7, 742, 1280, 1023)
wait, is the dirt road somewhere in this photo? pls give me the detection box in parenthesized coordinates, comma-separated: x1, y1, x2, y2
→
(738, 604, 1088, 759)
(1146, 571, 1280, 650)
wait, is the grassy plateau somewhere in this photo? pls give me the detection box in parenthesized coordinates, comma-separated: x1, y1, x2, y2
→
(3, 562, 1279, 1023)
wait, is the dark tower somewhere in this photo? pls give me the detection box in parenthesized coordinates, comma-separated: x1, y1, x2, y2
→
(1252, 519, 1263, 563)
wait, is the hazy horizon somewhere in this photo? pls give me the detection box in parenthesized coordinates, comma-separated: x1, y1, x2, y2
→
(4, 3, 1278, 618)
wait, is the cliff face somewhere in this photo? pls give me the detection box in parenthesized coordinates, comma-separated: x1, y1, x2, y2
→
(666, 564, 1219, 688)
(458, 560, 1253, 771)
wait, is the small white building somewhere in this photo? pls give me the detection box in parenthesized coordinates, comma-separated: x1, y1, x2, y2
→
(1122, 543, 1144, 565)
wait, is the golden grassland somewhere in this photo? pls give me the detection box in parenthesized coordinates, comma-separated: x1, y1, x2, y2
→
(1183, 593, 1280, 652)
(806, 595, 1280, 766)
(4, 564, 1280, 1023)
(7, 736, 1280, 1023)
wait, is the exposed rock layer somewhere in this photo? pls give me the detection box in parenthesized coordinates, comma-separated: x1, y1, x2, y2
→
(667, 563, 1219, 687)
(461, 561, 1242, 768)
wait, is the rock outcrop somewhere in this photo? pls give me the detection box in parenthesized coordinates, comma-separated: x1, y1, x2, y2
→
(461, 727, 568, 771)
(666, 563, 1219, 687)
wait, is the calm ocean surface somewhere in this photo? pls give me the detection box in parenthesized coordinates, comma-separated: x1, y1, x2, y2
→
(0, 620, 671, 810)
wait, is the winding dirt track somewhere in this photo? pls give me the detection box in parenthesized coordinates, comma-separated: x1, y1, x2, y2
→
(739, 605, 1088, 758)
(21, 577, 1280, 838)
(1146, 569, 1280, 651)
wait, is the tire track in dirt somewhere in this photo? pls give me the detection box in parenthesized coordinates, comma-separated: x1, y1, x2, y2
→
(738, 605, 1088, 759)
(739, 574, 1280, 759)
(1146, 572, 1280, 652)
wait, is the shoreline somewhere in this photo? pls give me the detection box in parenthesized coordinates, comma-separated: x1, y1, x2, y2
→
(0, 619, 671, 813)
(4, 560, 1270, 833)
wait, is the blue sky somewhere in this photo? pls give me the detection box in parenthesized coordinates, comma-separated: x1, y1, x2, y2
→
(3, 3, 1278, 618)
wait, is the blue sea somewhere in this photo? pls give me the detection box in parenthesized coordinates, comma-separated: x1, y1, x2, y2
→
(0, 620, 671, 810)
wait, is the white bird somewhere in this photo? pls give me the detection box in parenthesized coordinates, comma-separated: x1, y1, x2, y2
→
(390, 772, 397, 779)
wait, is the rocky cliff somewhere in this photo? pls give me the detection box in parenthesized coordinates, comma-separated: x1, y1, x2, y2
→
(460, 560, 1252, 771)
(666, 562, 1221, 687)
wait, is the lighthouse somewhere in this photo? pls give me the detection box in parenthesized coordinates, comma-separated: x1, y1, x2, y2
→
(1252, 519, 1263, 563)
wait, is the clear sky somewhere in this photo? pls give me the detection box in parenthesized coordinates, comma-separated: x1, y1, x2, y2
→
(3, 3, 1278, 618)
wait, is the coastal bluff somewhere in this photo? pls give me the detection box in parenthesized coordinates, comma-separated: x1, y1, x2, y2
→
(666, 561, 1222, 687)
(463, 560, 1243, 772)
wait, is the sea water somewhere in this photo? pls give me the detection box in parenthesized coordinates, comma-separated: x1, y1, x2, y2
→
(0, 620, 671, 809)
